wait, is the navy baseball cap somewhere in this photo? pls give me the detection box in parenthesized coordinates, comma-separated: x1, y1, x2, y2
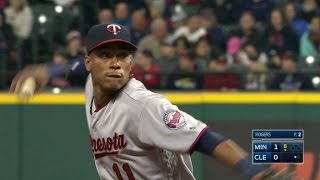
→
(85, 23, 137, 53)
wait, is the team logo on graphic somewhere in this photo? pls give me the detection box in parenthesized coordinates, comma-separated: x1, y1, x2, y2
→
(107, 24, 121, 35)
(164, 110, 186, 129)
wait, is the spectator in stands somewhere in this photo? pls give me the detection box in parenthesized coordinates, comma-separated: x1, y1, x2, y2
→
(130, 9, 148, 45)
(300, 15, 320, 60)
(170, 3, 188, 30)
(132, 49, 161, 89)
(113, 2, 131, 28)
(168, 15, 207, 44)
(66, 30, 85, 60)
(138, 18, 168, 60)
(235, 0, 275, 23)
(200, 9, 227, 52)
(267, 49, 282, 70)
(194, 37, 213, 72)
(47, 50, 69, 88)
(264, 8, 299, 54)
(157, 41, 179, 88)
(236, 41, 267, 72)
(208, 54, 231, 73)
(158, 41, 178, 69)
(4, 0, 33, 65)
(149, 1, 174, 31)
(229, 11, 263, 51)
(236, 41, 268, 91)
(204, 0, 236, 24)
(269, 51, 314, 91)
(284, 2, 309, 37)
(173, 36, 190, 55)
(98, 8, 113, 24)
(226, 36, 242, 65)
(149, 0, 165, 20)
(64, 30, 87, 86)
(166, 51, 202, 90)
(301, 0, 320, 22)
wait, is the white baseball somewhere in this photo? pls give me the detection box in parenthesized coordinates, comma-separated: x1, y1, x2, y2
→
(19, 77, 36, 98)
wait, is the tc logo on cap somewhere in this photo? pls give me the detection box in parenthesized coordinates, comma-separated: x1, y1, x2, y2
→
(107, 24, 121, 35)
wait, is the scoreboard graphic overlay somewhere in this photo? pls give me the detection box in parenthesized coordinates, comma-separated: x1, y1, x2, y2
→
(252, 130, 304, 164)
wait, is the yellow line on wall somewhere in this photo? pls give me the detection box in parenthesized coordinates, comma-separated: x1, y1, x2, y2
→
(0, 93, 85, 104)
(162, 92, 320, 104)
(1, 92, 320, 104)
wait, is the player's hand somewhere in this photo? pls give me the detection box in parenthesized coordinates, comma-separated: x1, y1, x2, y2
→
(9, 64, 50, 95)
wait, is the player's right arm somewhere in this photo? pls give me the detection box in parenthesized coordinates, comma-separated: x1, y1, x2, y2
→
(9, 58, 87, 94)
(9, 64, 50, 94)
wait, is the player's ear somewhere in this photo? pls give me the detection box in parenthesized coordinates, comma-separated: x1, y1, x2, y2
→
(128, 54, 132, 66)
(84, 55, 92, 71)
(129, 54, 132, 65)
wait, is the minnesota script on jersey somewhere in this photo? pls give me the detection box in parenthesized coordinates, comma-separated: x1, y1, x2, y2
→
(85, 75, 207, 180)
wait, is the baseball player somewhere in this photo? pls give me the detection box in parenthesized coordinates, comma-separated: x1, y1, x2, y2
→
(10, 23, 288, 180)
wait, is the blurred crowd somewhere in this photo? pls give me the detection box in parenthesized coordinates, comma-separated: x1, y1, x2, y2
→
(1, 0, 320, 91)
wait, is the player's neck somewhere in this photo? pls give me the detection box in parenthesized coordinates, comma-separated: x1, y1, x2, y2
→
(94, 95, 109, 108)
(93, 86, 116, 107)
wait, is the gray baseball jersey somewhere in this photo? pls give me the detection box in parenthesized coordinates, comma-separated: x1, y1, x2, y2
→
(85, 75, 207, 180)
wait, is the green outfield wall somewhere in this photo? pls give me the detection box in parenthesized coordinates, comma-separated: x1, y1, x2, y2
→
(1, 93, 320, 180)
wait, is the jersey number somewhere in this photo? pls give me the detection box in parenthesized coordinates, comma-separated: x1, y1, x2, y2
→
(112, 163, 135, 180)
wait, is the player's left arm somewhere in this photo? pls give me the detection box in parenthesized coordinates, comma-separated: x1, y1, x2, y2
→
(192, 129, 264, 179)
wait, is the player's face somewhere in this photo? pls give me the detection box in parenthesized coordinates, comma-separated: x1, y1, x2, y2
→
(85, 43, 133, 92)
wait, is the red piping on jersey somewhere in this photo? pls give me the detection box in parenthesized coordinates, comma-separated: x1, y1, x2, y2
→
(94, 99, 110, 112)
(90, 98, 94, 115)
(188, 126, 208, 154)
(95, 151, 119, 159)
(90, 97, 110, 114)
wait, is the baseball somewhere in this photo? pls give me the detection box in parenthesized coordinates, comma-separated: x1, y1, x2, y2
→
(18, 77, 36, 99)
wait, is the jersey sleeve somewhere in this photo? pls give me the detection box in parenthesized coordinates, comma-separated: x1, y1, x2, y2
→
(85, 74, 93, 119)
(137, 96, 207, 153)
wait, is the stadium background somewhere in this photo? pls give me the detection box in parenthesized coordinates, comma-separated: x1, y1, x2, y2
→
(1, 0, 320, 179)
